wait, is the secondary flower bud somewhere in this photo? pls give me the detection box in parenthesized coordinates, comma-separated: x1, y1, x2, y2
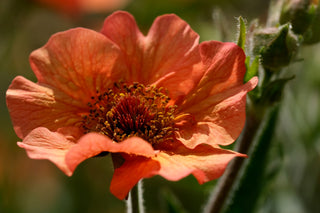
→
(280, 0, 320, 44)
(303, 2, 320, 44)
(280, 0, 314, 34)
(252, 25, 299, 71)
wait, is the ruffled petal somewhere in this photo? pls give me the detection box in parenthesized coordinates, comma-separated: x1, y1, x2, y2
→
(177, 77, 258, 148)
(110, 156, 160, 200)
(17, 127, 82, 176)
(156, 144, 246, 183)
(30, 27, 127, 103)
(180, 41, 248, 108)
(6, 76, 86, 139)
(18, 127, 157, 178)
(110, 142, 245, 199)
(177, 41, 258, 148)
(100, 11, 144, 82)
(66, 134, 156, 174)
(101, 11, 203, 101)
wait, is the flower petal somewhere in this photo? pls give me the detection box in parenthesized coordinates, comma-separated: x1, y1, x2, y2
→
(156, 144, 246, 183)
(110, 142, 245, 199)
(110, 156, 160, 200)
(30, 27, 126, 103)
(181, 41, 248, 107)
(17, 127, 82, 176)
(6, 76, 93, 139)
(100, 11, 144, 82)
(18, 127, 157, 178)
(66, 134, 156, 174)
(8, 28, 128, 138)
(177, 41, 258, 148)
(177, 77, 258, 148)
(101, 11, 203, 101)
(6, 76, 87, 139)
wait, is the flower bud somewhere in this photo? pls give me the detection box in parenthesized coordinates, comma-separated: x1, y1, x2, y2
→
(303, 1, 320, 44)
(280, 0, 320, 44)
(280, 0, 314, 34)
(252, 25, 299, 71)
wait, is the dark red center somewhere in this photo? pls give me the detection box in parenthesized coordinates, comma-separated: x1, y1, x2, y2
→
(81, 82, 178, 145)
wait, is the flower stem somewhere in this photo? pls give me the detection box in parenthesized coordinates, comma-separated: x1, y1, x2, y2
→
(203, 104, 264, 213)
(126, 180, 145, 213)
(223, 105, 280, 213)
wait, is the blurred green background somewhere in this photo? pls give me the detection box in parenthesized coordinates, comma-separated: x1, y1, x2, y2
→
(0, 0, 319, 212)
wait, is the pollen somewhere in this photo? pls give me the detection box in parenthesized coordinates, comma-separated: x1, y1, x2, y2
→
(82, 82, 178, 146)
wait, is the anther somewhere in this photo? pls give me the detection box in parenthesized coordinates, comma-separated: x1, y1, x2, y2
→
(82, 81, 178, 146)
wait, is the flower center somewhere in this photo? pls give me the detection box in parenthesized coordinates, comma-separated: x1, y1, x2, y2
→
(82, 82, 178, 145)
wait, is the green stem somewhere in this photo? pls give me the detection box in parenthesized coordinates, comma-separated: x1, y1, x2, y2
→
(203, 104, 264, 213)
(223, 105, 280, 213)
(126, 181, 144, 213)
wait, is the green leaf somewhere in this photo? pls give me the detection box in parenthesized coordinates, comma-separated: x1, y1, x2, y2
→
(244, 56, 259, 83)
(245, 56, 260, 101)
(222, 105, 281, 213)
(237, 16, 246, 50)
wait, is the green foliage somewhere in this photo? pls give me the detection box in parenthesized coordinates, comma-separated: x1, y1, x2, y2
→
(237, 16, 246, 50)
(280, 0, 314, 35)
(279, 0, 320, 44)
(259, 76, 295, 106)
(222, 106, 281, 213)
(245, 56, 260, 101)
(244, 56, 259, 83)
(303, 2, 320, 44)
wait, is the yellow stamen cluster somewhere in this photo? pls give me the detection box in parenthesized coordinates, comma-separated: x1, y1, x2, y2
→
(82, 82, 178, 146)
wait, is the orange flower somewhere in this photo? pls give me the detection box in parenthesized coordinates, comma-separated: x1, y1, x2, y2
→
(33, 0, 130, 15)
(6, 11, 258, 199)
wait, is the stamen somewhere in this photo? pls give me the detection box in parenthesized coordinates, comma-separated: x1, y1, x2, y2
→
(82, 82, 178, 146)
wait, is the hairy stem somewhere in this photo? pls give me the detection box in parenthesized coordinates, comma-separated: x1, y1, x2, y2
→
(126, 180, 145, 213)
(203, 104, 263, 213)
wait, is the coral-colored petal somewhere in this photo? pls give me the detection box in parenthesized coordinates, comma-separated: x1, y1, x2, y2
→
(101, 11, 203, 101)
(110, 143, 245, 199)
(177, 41, 258, 148)
(199, 41, 247, 96)
(30, 27, 126, 104)
(17, 127, 82, 176)
(156, 144, 246, 183)
(177, 77, 258, 148)
(110, 157, 160, 200)
(144, 13, 203, 101)
(100, 11, 144, 82)
(10, 28, 128, 138)
(181, 41, 247, 107)
(66, 134, 156, 174)
(6, 76, 87, 139)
